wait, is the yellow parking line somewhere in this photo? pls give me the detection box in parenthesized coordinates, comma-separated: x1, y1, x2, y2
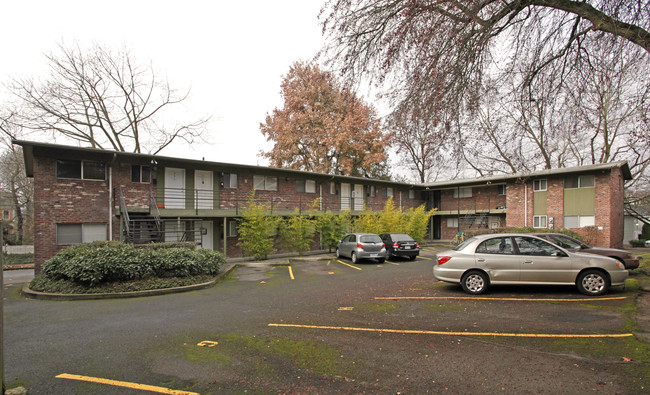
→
(288, 266, 295, 280)
(374, 296, 628, 302)
(56, 373, 199, 394)
(388, 261, 400, 265)
(337, 259, 362, 270)
(268, 323, 633, 339)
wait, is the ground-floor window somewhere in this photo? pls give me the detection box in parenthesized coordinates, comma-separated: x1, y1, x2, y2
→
(564, 215, 595, 228)
(533, 215, 547, 228)
(56, 223, 107, 244)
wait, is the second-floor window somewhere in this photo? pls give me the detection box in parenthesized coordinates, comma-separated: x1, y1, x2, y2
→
(131, 165, 151, 183)
(408, 190, 415, 199)
(384, 187, 394, 198)
(296, 179, 316, 193)
(533, 179, 547, 191)
(453, 187, 472, 198)
(498, 185, 506, 195)
(57, 159, 105, 180)
(564, 175, 595, 189)
(253, 175, 278, 191)
(224, 173, 238, 188)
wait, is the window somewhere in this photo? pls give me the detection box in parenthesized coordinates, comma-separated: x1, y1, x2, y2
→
(564, 215, 595, 228)
(56, 223, 107, 244)
(408, 190, 415, 199)
(329, 182, 336, 194)
(533, 179, 547, 191)
(547, 234, 583, 249)
(565, 175, 595, 189)
(453, 187, 472, 198)
(533, 215, 547, 228)
(369, 185, 376, 197)
(296, 179, 316, 193)
(227, 220, 238, 237)
(57, 159, 105, 180)
(498, 185, 506, 195)
(386, 187, 394, 198)
(475, 237, 513, 254)
(2, 210, 9, 220)
(447, 217, 459, 228)
(131, 165, 151, 183)
(514, 236, 562, 256)
(253, 175, 278, 191)
(223, 173, 238, 188)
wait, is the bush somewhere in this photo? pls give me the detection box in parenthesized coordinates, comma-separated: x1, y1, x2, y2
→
(42, 241, 224, 286)
(630, 239, 647, 247)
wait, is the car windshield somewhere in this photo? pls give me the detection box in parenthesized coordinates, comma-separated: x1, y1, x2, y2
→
(390, 234, 414, 242)
(454, 237, 476, 251)
(360, 235, 382, 243)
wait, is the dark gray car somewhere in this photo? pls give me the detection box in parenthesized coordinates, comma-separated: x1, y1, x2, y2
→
(336, 233, 387, 263)
(535, 233, 639, 270)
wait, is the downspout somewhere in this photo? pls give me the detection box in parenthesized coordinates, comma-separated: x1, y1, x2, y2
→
(524, 183, 528, 227)
(109, 153, 116, 241)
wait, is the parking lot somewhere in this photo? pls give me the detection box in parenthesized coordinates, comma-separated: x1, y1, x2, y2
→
(4, 247, 649, 394)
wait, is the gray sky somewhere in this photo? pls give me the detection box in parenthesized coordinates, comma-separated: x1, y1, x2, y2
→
(1, 0, 327, 166)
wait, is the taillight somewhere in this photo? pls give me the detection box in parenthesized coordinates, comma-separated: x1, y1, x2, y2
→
(437, 256, 451, 265)
(416, 242, 420, 248)
(356, 243, 364, 250)
(393, 243, 399, 249)
(381, 243, 386, 249)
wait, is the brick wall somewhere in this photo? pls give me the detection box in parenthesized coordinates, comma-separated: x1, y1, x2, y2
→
(33, 157, 112, 273)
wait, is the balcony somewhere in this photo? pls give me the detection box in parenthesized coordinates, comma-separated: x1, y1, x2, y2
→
(434, 197, 506, 216)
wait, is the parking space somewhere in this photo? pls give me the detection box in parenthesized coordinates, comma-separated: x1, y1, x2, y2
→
(4, 246, 647, 394)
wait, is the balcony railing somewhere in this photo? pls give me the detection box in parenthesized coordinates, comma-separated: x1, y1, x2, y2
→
(150, 188, 423, 215)
(436, 197, 506, 214)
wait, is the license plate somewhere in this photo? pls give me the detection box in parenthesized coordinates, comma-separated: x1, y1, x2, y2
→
(405, 246, 411, 249)
(370, 254, 378, 257)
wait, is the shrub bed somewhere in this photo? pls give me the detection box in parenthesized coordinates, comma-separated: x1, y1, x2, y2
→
(34, 241, 225, 289)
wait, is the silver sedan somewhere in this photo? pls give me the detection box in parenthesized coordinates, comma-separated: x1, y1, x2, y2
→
(434, 233, 628, 296)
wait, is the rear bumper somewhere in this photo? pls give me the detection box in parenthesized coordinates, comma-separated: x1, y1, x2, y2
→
(357, 250, 387, 260)
(389, 249, 419, 258)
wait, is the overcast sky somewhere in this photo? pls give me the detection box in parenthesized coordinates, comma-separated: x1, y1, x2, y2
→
(1, 0, 330, 166)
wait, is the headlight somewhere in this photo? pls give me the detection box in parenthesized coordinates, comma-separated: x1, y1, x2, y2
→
(616, 261, 625, 269)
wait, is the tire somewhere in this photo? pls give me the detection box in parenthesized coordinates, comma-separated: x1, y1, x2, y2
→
(461, 271, 489, 295)
(351, 252, 358, 264)
(577, 270, 609, 296)
(409, 255, 417, 261)
(377, 258, 385, 263)
(336, 248, 341, 259)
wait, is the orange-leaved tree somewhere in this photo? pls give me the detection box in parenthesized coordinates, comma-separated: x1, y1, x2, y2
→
(260, 61, 389, 178)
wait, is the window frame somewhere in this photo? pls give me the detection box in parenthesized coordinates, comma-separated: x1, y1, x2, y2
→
(253, 175, 278, 191)
(533, 215, 547, 228)
(533, 179, 547, 192)
(224, 173, 238, 188)
(56, 159, 106, 181)
(56, 223, 107, 245)
(131, 165, 151, 183)
(227, 220, 238, 237)
(453, 187, 472, 198)
(565, 174, 595, 189)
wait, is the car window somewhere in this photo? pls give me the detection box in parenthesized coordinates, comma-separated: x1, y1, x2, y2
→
(548, 234, 581, 249)
(454, 237, 476, 251)
(391, 234, 414, 242)
(475, 237, 513, 254)
(514, 237, 563, 256)
(343, 235, 354, 243)
(360, 235, 382, 243)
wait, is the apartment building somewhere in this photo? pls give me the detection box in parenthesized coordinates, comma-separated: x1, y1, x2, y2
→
(15, 140, 631, 272)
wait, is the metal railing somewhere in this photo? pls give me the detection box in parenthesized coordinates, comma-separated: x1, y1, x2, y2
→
(127, 218, 204, 245)
(151, 188, 424, 215)
(436, 197, 506, 213)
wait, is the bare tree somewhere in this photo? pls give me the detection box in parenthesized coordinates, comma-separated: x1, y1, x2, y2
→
(6, 42, 209, 154)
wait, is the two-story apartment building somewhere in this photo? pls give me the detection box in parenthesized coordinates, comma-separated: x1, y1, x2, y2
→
(15, 140, 632, 273)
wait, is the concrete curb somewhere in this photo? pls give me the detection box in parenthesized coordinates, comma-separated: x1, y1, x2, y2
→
(19, 253, 337, 301)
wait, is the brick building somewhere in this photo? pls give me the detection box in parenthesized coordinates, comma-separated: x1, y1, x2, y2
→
(15, 140, 632, 272)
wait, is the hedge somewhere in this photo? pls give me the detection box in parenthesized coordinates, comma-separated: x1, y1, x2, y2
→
(43, 241, 224, 286)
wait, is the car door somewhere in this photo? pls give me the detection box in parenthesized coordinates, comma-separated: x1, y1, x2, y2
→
(514, 236, 574, 283)
(473, 236, 521, 282)
(340, 234, 355, 258)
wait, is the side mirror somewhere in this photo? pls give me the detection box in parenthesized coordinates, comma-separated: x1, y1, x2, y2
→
(554, 251, 568, 257)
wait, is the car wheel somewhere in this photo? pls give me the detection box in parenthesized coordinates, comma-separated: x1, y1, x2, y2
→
(377, 258, 385, 263)
(577, 270, 609, 296)
(409, 255, 417, 261)
(336, 248, 341, 259)
(461, 271, 489, 295)
(351, 252, 358, 264)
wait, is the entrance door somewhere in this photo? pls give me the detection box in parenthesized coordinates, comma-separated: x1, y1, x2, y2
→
(353, 184, 364, 211)
(201, 221, 213, 250)
(194, 170, 214, 209)
(341, 183, 351, 210)
(165, 168, 186, 209)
